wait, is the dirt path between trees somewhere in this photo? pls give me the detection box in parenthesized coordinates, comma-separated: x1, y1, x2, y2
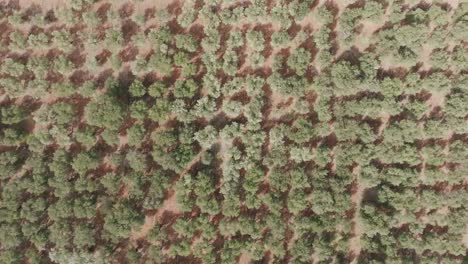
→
(131, 190, 179, 240)
(130, 150, 203, 241)
(349, 166, 364, 263)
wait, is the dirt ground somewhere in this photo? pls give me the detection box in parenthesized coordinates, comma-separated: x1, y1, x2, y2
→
(463, 228, 468, 249)
(238, 253, 251, 264)
(349, 166, 364, 263)
(133, 0, 175, 13)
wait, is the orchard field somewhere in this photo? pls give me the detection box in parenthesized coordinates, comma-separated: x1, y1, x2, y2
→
(0, 0, 467, 263)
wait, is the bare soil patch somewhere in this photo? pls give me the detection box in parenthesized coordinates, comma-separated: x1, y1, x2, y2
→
(426, 92, 445, 111)
(463, 228, 468, 248)
(238, 253, 251, 264)
(134, 0, 176, 13)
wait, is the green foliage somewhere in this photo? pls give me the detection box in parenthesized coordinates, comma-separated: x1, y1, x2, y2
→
(0, 105, 26, 124)
(84, 95, 125, 130)
(9, 31, 27, 51)
(1, 58, 25, 77)
(173, 79, 198, 98)
(74, 126, 97, 149)
(246, 30, 265, 51)
(27, 33, 49, 49)
(148, 81, 166, 97)
(104, 28, 124, 51)
(109, 54, 122, 71)
(0, 78, 24, 97)
(48, 248, 106, 264)
(290, 146, 313, 162)
(287, 48, 311, 76)
(0, 3, 467, 263)
(330, 61, 362, 96)
(52, 30, 74, 52)
(177, 2, 197, 28)
(226, 31, 244, 48)
(361, 1, 384, 22)
(82, 11, 100, 28)
(72, 152, 100, 175)
(126, 150, 147, 172)
(148, 98, 171, 123)
(103, 201, 144, 239)
(222, 48, 239, 76)
(129, 80, 146, 97)
(175, 34, 198, 53)
(271, 31, 290, 48)
(101, 129, 119, 147)
(129, 101, 148, 121)
(148, 53, 172, 76)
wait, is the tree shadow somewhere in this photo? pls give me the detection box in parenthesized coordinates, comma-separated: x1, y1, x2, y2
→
(68, 48, 86, 68)
(119, 45, 139, 62)
(121, 19, 139, 43)
(253, 23, 274, 59)
(70, 69, 91, 87)
(94, 68, 114, 88)
(166, 0, 182, 16)
(119, 2, 134, 18)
